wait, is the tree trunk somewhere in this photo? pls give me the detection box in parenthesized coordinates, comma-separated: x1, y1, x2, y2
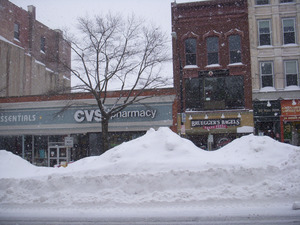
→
(101, 117, 109, 152)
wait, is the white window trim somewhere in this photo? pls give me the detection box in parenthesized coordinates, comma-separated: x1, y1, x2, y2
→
(280, 0, 295, 4)
(258, 19, 272, 46)
(260, 61, 274, 89)
(282, 18, 296, 45)
(255, 0, 270, 5)
(284, 60, 299, 88)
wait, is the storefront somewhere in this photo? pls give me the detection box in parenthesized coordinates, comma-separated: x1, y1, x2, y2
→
(253, 100, 281, 141)
(280, 99, 300, 146)
(179, 110, 254, 150)
(0, 91, 175, 166)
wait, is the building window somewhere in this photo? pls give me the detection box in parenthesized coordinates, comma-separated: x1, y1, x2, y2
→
(280, 0, 294, 3)
(229, 35, 241, 64)
(258, 20, 271, 46)
(260, 62, 274, 88)
(40, 36, 46, 53)
(185, 38, 197, 66)
(282, 18, 296, 45)
(284, 60, 298, 87)
(206, 37, 219, 65)
(14, 23, 20, 40)
(185, 75, 244, 111)
(256, 0, 269, 5)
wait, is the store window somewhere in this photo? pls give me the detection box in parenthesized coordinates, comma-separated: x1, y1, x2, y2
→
(255, 0, 269, 5)
(258, 20, 271, 46)
(40, 36, 46, 53)
(185, 38, 197, 66)
(206, 37, 219, 65)
(260, 61, 274, 88)
(282, 18, 296, 45)
(284, 60, 298, 87)
(14, 23, 20, 40)
(229, 35, 241, 64)
(185, 75, 244, 111)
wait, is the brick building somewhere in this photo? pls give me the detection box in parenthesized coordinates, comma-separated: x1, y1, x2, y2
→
(0, 0, 71, 97)
(171, 0, 253, 150)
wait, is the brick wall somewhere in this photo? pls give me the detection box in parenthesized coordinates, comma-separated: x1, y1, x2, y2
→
(0, 0, 71, 97)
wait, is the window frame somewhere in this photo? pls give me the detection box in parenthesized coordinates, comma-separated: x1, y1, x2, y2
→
(255, 0, 270, 5)
(185, 75, 244, 111)
(282, 18, 296, 45)
(40, 36, 46, 53)
(228, 35, 242, 64)
(184, 38, 197, 66)
(284, 60, 299, 87)
(260, 61, 274, 88)
(14, 23, 20, 40)
(280, 0, 294, 3)
(258, 19, 272, 46)
(206, 36, 219, 65)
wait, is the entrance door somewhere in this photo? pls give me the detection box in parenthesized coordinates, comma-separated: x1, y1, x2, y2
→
(48, 146, 70, 167)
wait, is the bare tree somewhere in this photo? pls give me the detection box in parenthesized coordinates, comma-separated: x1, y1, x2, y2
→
(64, 13, 170, 152)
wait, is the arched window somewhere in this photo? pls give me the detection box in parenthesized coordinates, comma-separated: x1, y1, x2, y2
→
(229, 35, 241, 64)
(185, 38, 197, 65)
(206, 37, 219, 65)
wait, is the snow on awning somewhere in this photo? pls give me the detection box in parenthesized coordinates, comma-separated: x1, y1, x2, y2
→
(237, 126, 254, 133)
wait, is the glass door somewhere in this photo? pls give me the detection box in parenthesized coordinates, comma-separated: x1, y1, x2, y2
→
(48, 146, 70, 167)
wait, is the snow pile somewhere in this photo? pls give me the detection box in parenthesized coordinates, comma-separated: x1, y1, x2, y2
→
(0, 127, 300, 213)
(0, 151, 53, 179)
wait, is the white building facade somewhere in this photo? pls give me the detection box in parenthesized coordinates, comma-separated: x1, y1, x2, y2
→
(248, 0, 300, 145)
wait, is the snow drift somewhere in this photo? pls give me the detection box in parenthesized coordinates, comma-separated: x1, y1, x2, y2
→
(0, 127, 300, 212)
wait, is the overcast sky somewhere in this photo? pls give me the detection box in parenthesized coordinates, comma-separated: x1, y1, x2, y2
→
(10, 0, 202, 38)
(9, 0, 202, 86)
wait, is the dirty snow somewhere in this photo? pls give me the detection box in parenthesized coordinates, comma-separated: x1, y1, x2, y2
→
(0, 127, 300, 219)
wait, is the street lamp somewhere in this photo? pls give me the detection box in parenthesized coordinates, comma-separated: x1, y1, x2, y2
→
(171, 32, 184, 129)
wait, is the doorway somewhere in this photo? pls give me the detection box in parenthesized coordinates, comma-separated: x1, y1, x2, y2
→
(48, 145, 70, 167)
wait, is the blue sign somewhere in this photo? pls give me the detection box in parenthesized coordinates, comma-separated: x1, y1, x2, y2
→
(0, 103, 172, 126)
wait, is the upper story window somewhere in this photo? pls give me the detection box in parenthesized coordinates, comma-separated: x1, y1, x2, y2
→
(258, 20, 271, 46)
(185, 38, 197, 66)
(14, 23, 20, 40)
(206, 37, 219, 65)
(255, 0, 269, 5)
(260, 61, 274, 88)
(229, 35, 241, 64)
(40, 36, 46, 53)
(282, 18, 296, 45)
(280, 0, 294, 3)
(284, 60, 298, 87)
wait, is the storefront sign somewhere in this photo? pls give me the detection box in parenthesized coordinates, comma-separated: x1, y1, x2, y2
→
(282, 116, 300, 121)
(253, 101, 281, 117)
(0, 114, 37, 123)
(281, 100, 300, 116)
(74, 109, 157, 123)
(64, 137, 74, 147)
(191, 118, 240, 129)
(0, 103, 170, 126)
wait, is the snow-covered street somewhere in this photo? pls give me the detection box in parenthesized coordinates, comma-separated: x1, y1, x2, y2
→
(0, 128, 300, 223)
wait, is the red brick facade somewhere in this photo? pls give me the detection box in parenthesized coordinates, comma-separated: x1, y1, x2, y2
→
(0, 0, 71, 74)
(0, 0, 71, 96)
(171, 0, 252, 112)
(171, 0, 253, 149)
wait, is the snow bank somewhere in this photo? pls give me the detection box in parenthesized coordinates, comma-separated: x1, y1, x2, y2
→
(0, 151, 52, 178)
(0, 127, 300, 213)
